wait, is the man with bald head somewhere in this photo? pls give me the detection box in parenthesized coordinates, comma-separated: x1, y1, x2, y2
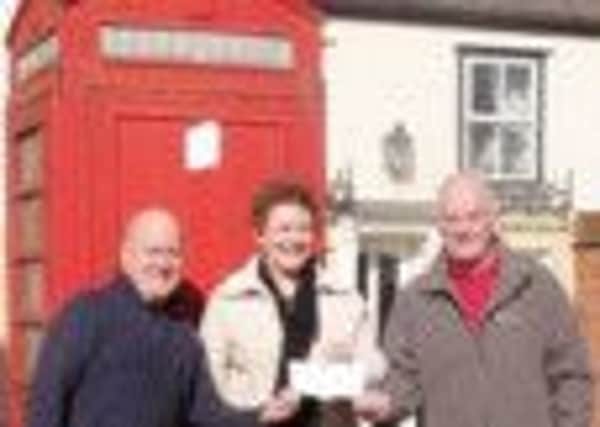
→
(354, 171, 591, 427)
(120, 208, 184, 303)
(28, 208, 253, 427)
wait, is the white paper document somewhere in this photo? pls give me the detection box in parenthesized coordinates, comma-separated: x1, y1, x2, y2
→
(184, 121, 222, 170)
(289, 360, 366, 400)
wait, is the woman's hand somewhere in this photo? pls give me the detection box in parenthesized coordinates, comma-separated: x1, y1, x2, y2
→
(259, 388, 301, 424)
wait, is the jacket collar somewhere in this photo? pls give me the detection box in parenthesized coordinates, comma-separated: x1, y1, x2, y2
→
(114, 273, 148, 307)
(419, 243, 533, 315)
(113, 272, 190, 314)
(219, 255, 348, 299)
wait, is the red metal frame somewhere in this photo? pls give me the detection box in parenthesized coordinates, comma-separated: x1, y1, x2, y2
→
(6, 1, 324, 426)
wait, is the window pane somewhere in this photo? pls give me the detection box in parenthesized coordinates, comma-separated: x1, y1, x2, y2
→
(20, 197, 44, 257)
(472, 63, 499, 114)
(500, 123, 533, 176)
(101, 26, 294, 69)
(505, 65, 532, 116)
(16, 35, 59, 82)
(468, 122, 497, 173)
(18, 130, 43, 192)
(20, 262, 44, 320)
(24, 326, 45, 384)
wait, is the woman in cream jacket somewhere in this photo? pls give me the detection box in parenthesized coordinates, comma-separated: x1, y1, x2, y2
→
(200, 179, 383, 427)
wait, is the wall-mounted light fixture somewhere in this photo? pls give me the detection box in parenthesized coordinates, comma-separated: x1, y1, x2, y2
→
(382, 122, 415, 183)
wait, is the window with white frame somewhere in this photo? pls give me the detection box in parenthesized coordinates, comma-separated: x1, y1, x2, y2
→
(460, 49, 544, 181)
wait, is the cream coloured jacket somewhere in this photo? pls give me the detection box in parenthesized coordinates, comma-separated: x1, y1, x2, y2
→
(200, 256, 382, 409)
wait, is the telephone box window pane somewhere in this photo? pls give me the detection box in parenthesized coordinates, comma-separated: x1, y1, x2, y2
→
(16, 35, 59, 82)
(20, 263, 44, 321)
(101, 26, 294, 70)
(18, 131, 43, 193)
(20, 198, 43, 257)
(24, 326, 45, 384)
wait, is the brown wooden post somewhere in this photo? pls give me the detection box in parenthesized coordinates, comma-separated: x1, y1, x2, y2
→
(573, 212, 600, 427)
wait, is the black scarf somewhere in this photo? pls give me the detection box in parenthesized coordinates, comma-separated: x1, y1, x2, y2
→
(258, 258, 321, 427)
(258, 258, 320, 389)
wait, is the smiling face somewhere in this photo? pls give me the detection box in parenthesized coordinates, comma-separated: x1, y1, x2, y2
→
(120, 209, 183, 302)
(251, 179, 319, 280)
(257, 202, 315, 278)
(436, 172, 499, 262)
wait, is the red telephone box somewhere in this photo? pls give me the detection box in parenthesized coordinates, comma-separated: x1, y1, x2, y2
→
(5, 1, 324, 425)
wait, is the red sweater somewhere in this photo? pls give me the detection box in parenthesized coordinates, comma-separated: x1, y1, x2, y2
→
(447, 251, 500, 332)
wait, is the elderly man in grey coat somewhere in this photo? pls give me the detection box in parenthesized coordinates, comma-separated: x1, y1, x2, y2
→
(354, 171, 592, 427)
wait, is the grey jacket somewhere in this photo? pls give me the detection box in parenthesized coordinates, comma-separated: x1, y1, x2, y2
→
(382, 246, 592, 427)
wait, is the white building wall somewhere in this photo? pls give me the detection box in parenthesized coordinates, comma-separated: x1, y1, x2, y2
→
(324, 19, 600, 210)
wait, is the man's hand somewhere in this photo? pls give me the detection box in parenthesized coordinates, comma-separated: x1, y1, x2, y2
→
(259, 388, 301, 424)
(352, 389, 393, 422)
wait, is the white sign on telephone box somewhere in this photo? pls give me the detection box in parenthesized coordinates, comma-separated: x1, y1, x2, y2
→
(184, 120, 222, 170)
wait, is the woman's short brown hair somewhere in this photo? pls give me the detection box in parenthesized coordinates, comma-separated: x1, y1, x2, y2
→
(251, 178, 319, 231)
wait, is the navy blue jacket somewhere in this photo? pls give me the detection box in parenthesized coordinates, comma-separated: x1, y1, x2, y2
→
(27, 275, 256, 427)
